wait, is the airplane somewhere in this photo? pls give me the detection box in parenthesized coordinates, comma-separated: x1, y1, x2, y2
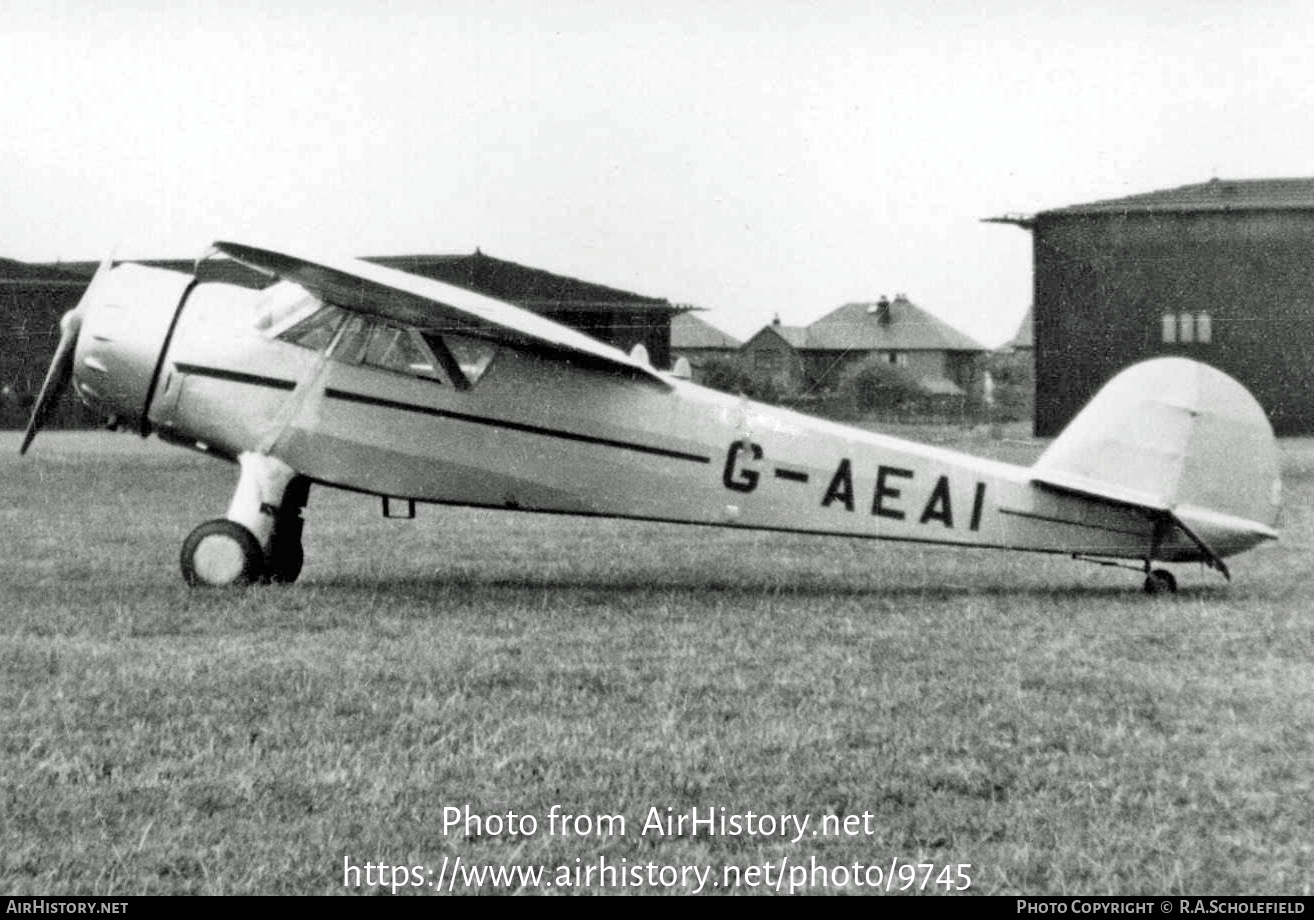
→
(19, 242, 1281, 593)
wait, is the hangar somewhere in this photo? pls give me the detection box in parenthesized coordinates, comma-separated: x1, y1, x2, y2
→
(0, 260, 88, 428)
(2, 250, 683, 428)
(992, 177, 1314, 435)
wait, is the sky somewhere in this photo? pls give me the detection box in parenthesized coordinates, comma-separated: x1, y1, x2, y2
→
(3, 0, 1312, 346)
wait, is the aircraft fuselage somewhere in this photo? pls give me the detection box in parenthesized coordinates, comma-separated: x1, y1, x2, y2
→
(142, 277, 1200, 564)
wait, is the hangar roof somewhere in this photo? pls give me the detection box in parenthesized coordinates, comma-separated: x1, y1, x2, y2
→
(368, 251, 677, 313)
(39, 250, 678, 313)
(1043, 177, 1314, 216)
(0, 258, 88, 285)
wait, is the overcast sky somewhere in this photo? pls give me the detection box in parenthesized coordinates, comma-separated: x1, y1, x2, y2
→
(3, 0, 1310, 345)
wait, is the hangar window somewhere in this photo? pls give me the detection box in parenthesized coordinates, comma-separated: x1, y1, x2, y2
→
(1161, 311, 1213, 346)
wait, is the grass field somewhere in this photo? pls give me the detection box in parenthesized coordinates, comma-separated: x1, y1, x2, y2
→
(1, 428, 1310, 895)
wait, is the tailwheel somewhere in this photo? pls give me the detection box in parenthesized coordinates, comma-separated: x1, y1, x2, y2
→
(180, 519, 264, 587)
(1143, 568, 1178, 595)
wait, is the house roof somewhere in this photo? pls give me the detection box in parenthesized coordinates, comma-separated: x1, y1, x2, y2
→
(1040, 177, 1314, 217)
(1004, 307, 1033, 350)
(772, 323, 811, 348)
(670, 311, 742, 349)
(39, 250, 678, 313)
(742, 322, 808, 349)
(801, 295, 986, 352)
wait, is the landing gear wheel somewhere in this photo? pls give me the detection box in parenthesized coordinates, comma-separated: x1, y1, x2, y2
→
(260, 474, 309, 585)
(262, 534, 304, 584)
(180, 519, 264, 587)
(1143, 568, 1177, 595)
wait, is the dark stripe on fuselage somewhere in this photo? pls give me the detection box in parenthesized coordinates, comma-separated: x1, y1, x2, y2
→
(173, 363, 709, 463)
(173, 363, 298, 391)
(323, 387, 712, 464)
(998, 506, 1148, 537)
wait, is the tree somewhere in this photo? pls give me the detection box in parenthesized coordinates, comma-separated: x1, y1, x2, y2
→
(699, 357, 781, 404)
(839, 359, 929, 413)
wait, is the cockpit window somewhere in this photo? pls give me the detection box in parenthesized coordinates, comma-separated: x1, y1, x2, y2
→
(275, 307, 498, 389)
(438, 333, 498, 385)
(255, 282, 320, 333)
(277, 304, 347, 351)
(330, 316, 445, 383)
(361, 324, 442, 381)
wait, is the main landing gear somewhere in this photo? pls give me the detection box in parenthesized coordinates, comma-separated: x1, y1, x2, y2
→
(179, 452, 310, 587)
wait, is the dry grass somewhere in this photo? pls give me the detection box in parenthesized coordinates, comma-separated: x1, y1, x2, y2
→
(1, 429, 1310, 894)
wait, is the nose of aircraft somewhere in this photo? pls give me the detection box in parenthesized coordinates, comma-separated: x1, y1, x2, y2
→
(20, 259, 197, 453)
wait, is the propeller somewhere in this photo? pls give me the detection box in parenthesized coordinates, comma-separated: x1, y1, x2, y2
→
(19, 257, 112, 455)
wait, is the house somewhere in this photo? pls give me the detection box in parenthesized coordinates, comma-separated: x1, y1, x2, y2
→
(991, 177, 1314, 435)
(739, 319, 812, 393)
(739, 296, 988, 397)
(669, 311, 742, 382)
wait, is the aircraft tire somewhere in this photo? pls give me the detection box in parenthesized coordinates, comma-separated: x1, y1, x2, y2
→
(262, 536, 304, 585)
(1142, 568, 1177, 595)
(180, 519, 264, 587)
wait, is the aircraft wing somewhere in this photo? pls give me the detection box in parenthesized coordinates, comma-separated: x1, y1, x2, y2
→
(212, 241, 671, 387)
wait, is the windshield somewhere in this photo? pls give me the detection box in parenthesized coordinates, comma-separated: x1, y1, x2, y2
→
(254, 281, 320, 334)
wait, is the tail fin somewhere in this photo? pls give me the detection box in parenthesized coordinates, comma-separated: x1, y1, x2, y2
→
(1032, 358, 1280, 562)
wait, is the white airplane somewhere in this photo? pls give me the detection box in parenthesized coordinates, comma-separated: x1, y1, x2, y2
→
(20, 242, 1281, 593)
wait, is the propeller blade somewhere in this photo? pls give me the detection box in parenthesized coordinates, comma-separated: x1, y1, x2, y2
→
(18, 256, 112, 455)
(19, 312, 81, 454)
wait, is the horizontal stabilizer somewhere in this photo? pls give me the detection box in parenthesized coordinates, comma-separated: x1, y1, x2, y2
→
(1031, 468, 1168, 513)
